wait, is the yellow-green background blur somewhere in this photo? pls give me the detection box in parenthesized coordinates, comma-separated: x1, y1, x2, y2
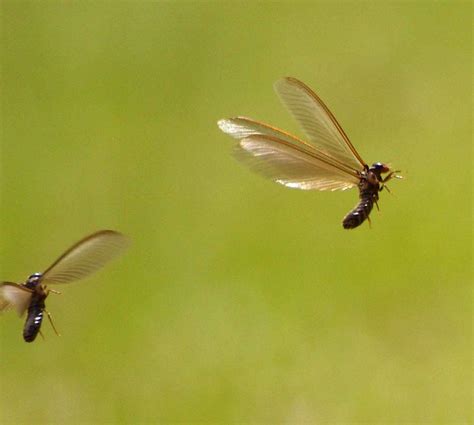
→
(1, 2, 471, 424)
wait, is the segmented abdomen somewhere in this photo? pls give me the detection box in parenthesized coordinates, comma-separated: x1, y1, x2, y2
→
(342, 195, 374, 229)
(23, 301, 44, 342)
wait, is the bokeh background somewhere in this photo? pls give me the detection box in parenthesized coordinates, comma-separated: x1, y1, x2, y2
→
(1, 2, 471, 424)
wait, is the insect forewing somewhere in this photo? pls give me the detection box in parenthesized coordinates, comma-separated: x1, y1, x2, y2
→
(41, 230, 130, 285)
(218, 117, 359, 191)
(274, 77, 366, 170)
(235, 134, 359, 191)
(0, 282, 33, 316)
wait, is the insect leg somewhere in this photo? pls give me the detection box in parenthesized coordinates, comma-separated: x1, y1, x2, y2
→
(45, 309, 61, 337)
(44, 285, 61, 295)
(39, 330, 45, 340)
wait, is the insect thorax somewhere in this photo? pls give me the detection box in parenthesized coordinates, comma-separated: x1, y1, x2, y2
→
(358, 171, 380, 200)
(25, 272, 43, 289)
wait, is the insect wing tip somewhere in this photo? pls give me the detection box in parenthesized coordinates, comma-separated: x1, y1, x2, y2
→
(103, 231, 132, 257)
(0, 283, 32, 317)
(96, 230, 132, 255)
(217, 118, 235, 134)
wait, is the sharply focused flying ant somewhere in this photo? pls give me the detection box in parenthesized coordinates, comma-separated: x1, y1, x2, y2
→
(218, 77, 402, 228)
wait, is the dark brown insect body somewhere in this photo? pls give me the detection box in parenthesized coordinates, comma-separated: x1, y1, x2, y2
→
(218, 77, 401, 229)
(0, 230, 130, 343)
(343, 163, 391, 229)
(22, 274, 47, 342)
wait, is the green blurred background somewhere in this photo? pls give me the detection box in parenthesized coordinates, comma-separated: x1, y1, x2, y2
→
(1, 2, 471, 424)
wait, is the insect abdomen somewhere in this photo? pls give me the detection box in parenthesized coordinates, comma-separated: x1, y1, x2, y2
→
(342, 195, 374, 229)
(23, 299, 45, 342)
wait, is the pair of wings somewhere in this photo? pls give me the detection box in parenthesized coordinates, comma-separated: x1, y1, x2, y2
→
(218, 77, 367, 191)
(0, 230, 130, 317)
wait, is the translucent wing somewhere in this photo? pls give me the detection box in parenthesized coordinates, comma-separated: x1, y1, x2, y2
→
(0, 282, 33, 316)
(274, 77, 366, 169)
(218, 117, 359, 191)
(234, 134, 359, 191)
(41, 230, 130, 285)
